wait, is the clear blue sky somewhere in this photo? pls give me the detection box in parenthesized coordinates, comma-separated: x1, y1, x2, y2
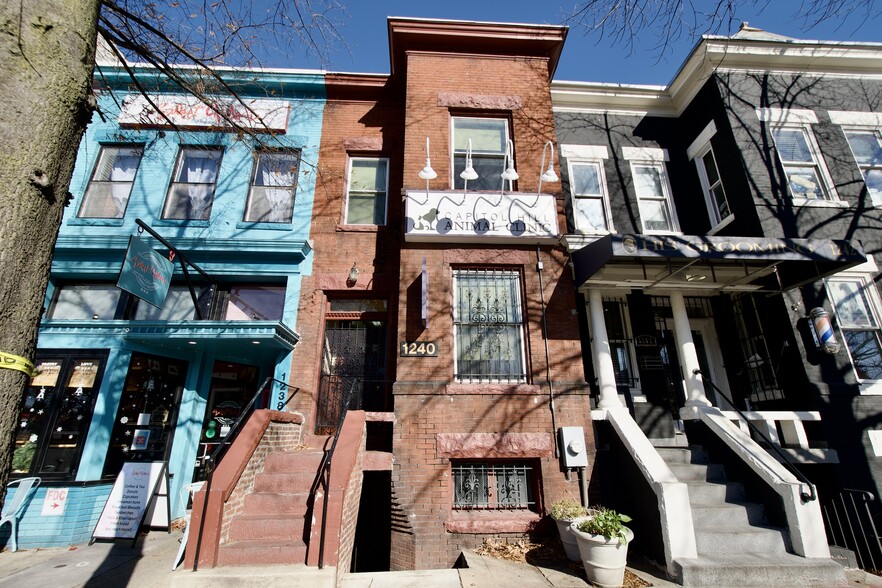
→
(267, 1, 880, 85)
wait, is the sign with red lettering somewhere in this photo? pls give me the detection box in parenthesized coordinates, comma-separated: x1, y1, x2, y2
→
(118, 95, 290, 133)
(41, 487, 68, 516)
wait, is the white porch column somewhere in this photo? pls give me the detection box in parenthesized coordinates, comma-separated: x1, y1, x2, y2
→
(588, 289, 623, 409)
(669, 291, 711, 407)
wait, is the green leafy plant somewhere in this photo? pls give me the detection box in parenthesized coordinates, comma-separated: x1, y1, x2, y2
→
(577, 507, 633, 544)
(12, 442, 36, 472)
(550, 497, 588, 521)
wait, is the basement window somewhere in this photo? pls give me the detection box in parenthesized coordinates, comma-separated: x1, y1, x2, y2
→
(451, 461, 537, 511)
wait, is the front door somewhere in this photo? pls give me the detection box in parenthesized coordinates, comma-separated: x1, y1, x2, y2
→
(658, 318, 730, 412)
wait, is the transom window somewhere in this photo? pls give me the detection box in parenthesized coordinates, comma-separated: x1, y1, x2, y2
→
(345, 157, 388, 225)
(631, 162, 678, 233)
(245, 151, 299, 223)
(771, 126, 835, 201)
(453, 269, 525, 382)
(827, 276, 882, 382)
(569, 160, 612, 232)
(452, 117, 510, 191)
(843, 129, 882, 206)
(162, 146, 223, 220)
(696, 146, 731, 226)
(452, 461, 536, 510)
(78, 145, 143, 219)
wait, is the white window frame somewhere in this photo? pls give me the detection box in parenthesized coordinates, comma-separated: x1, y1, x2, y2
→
(826, 264, 882, 394)
(78, 145, 143, 219)
(771, 124, 839, 203)
(562, 144, 613, 234)
(451, 116, 510, 191)
(623, 147, 680, 234)
(344, 156, 389, 226)
(244, 150, 300, 223)
(687, 121, 732, 232)
(162, 146, 223, 220)
(452, 268, 526, 383)
(841, 127, 882, 207)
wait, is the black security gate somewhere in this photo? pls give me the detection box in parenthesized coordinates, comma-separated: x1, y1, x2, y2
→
(315, 320, 388, 434)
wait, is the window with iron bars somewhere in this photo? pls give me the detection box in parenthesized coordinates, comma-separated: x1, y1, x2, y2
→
(451, 461, 536, 510)
(732, 294, 784, 404)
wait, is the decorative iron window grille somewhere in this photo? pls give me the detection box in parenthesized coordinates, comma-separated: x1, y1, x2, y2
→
(452, 462, 535, 510)
(453, 269, 526, 382)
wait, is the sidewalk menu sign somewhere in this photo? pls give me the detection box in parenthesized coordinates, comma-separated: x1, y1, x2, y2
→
(92, 461, 170, 545)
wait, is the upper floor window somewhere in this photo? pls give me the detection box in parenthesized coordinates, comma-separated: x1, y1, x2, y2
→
(452, 117, 510, 191)
(843, 129, 882, 206)
(687, 122, 731, 229)
(245, 151, 300, 223)
(47, 284, 123, 320)
(453, 268, 525, 383)
(827, 275, 882, 383)
(563, 145, 612, 233)
(78, 145, 143, 219)
(345, 157, 388, 225)
(623, 147, 678, 233)
(163, 146, 223, 220)
(772, 126, 836, 201)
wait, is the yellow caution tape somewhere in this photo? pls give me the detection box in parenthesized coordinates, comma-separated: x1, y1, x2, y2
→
(0, 352, 37, 378)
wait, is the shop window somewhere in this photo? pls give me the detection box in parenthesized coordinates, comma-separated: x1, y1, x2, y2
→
(451, 461, 536, 511)
(78, 145, 143, 218)
(569, 160, 613, 232)
(771, 126, 836, 201)
(245, 150, 299, 223)
(46, 284, 123, 320)
(827, 276, 882, 384)
(13, 352, 107, 479)
(162, 146, 223, 220)
(452, 117, 510, 191)
(843, 129, 882, 206)
(133, 285, 205, 321)
(345, 157, 388, 225)
(102, 352, 187, 478)
(221, 285, 285, 320)
(453, 269, 526, 382)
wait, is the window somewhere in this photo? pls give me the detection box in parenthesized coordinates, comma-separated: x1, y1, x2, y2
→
(452, 461, 536, 510)
(14, 352, 106, 478)
(827, 276, 882, 382)
(632, 162, 678, 232)
(245, 151, 299, 223)
(569, 161, 612, 232)
(843, 129, 882, 206)
(452, 117, 510, 191)
(696, 146, 730, 226)
(222, 285, 285, 320)
(78, 145, 143, 218)
(345, 157, 388, 225)
(602, 299, 636, 387)
(47, 284, 123, 320)
(163, 147, 223, 220)
(134, 285, 203, 321)
(771, 126, 835, 201)
(453, 269, 525, 382)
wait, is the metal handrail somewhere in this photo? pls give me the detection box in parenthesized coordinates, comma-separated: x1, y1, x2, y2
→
(693, 368, 817, 502)
(309, 376, 361, 569)
(192, 376, 298, 570)
(822, 488, 882, 570)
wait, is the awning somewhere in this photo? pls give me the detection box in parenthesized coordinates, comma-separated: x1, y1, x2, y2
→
(570, 234, 867, 293)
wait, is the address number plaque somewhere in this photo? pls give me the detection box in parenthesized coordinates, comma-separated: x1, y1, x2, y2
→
(400, 341, 438, 357)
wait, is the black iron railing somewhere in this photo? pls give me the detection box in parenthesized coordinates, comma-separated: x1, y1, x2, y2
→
(309, 376, 361, 569)
(315, 375, 390, 434)
(192, 376, 298, 570)
(694, 369, 817, 502)
(823, 489, 882, 571)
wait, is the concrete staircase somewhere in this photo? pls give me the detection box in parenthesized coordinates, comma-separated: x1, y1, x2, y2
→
(216, 435, 329, 567)
(657, 444, 847, 587)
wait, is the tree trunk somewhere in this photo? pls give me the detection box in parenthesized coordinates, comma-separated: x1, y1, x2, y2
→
(0, 0, 100, 507)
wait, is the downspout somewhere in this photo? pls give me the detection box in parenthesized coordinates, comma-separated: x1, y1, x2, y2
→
(537, 244, 559, 458)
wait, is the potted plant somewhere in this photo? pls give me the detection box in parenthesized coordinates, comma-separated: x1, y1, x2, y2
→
(570, 507, 633, 588)
(549, 497, 590, 561)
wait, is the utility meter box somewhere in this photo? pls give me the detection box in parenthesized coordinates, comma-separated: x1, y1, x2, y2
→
(558, 426, 589, 468)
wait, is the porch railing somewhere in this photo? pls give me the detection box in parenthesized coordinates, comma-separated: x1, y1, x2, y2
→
(315, 375, 390, 434)
(822, 489, 882, 571)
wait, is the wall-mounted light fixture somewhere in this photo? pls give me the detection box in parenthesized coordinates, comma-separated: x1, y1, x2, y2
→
(809, 307, 840, 354)
(418, 137, 437, 193)
(460, 138, 478, 194)
(500, 139, 519, 193)
(537, 140, 559, 194)
(346, 262, 359, 286)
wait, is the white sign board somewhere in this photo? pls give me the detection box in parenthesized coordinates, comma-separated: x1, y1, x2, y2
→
(405, 190, 559, 244)
(92, 462, 168, 541)
(118, 95, 290, 133)
(41, 487, 68, 516)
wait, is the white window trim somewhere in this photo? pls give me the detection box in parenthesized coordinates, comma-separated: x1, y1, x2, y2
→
(829, 111, 882, 127)
(686, 120, 717, 161)
(770, 123, 839, 204)
(628, 159, 681, 234)
(688, 122, 732, 231)
(840, 126, 882, 208)
(755, 107, 818, 125)
(564, 150, 614, 235)
(622, 146, 668, 162)
(825, 265, 882, 395)
(343, 156, 389, 226)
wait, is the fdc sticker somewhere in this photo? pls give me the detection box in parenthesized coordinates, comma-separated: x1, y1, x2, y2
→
(41, 487, 68, 516)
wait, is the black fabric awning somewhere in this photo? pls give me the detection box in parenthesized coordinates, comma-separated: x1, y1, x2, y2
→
(571, 234, 867, 292)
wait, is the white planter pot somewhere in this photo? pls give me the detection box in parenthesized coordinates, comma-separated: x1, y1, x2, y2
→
(569, 522, 633, 588)
(553, 515, 590, 561)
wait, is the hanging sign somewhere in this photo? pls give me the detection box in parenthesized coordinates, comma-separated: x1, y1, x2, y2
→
(117, 237, 174, 309)
(92, 461, 170, 543)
